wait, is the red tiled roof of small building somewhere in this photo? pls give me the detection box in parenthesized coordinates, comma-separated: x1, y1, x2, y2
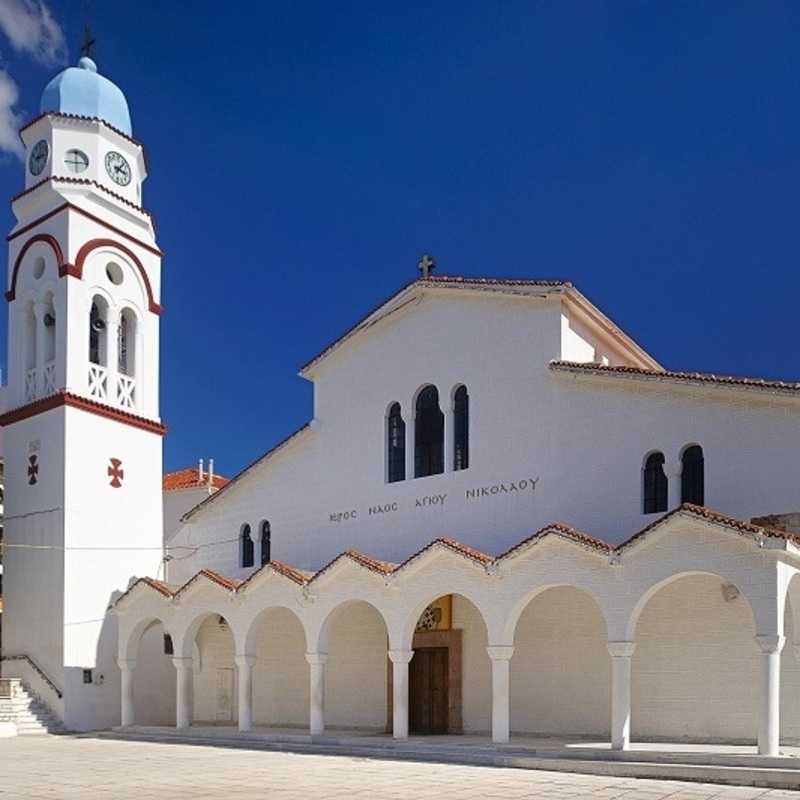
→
(163, 467, 230, 492)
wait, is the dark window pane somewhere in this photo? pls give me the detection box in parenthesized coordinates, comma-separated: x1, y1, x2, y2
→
(387, 402, 405, 483)
(453, 386, 469, 471)
(241, 524, 254, 568)
(681, 445, 705, 505)
(260, 520, 271, 565)
(414, 386, 444, 478)
(643, 452, 668, 513)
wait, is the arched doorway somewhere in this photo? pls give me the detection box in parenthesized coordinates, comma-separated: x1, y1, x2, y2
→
(191, 613, 236, 725)
(399, 594, 490, 734)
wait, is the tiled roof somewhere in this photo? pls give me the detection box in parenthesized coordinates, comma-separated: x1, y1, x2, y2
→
(551, 360, 800, 396)
(163, 467, 230, 492)
(121, 504, 800, 608)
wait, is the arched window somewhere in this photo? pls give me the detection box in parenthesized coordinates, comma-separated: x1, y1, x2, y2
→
(240, 524, 254, 568)
(89, 300, 107, 366)
(643, 452, 668, 514)
(453, 385, 469, 471)
(24, 302, 36, 371)
(681, 445, 704, 505)
(415, 385, 444, 478)
(118, 309, 136, 377)
(42, 296, 56, 364)
(386, 402, 405, 483)
(260, 520, 271, 566)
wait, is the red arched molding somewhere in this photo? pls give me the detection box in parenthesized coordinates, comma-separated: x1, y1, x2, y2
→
(5, 234, 65, 302)
(73, 238, 162, 315)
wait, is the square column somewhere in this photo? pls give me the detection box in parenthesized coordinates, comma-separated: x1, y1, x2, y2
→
(755, 635, 785, 756)
(388, 649, 414, 740)
(117, 659, 136, 727)
(235, 655, 256, 733)
(487, 646, 514, 744)
(305, 652, 327, 737)
(608, 641, 636, 750)
(173, 656, 193, 729)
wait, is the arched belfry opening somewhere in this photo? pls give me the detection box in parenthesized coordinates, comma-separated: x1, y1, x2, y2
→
(414, 386, 444, 478)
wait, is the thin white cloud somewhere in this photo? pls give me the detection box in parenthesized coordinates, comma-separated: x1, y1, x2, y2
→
(0, 0, 65, 66)
(0, 68, 23, 160)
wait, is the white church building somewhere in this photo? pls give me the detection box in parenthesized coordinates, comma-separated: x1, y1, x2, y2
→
(2, 57, 800, 759)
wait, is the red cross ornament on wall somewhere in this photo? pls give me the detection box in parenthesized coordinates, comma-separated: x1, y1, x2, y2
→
(108, 458, 124, 488)
(27, 454, 39, 486)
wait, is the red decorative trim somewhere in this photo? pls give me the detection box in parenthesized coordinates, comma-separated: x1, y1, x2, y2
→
(74, 238, 162, 315)
(0, 392, 167, 436)
(7, 202, 162, 257)
(12, 176, 151, 218)
(6, 234, 66, 301)
(20, 111, 145, 150)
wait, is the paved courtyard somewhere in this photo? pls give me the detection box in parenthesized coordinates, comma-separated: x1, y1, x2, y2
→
(1, 737, 799, 800)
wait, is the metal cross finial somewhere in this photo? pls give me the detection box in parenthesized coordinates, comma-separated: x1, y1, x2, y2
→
(417, 254, 436, 278)
(80, 24, 96, 59)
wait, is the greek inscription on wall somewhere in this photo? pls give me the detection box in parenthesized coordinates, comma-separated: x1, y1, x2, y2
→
(329, 510, 358, 523)
(465, 477, 539, 500)
(369, 503, 399, 516)
(415, 494, 447, 508)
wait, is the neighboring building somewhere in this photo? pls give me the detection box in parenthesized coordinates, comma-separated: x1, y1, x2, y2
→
(3, 57, 800, 761)
(163, 461, 229, 542)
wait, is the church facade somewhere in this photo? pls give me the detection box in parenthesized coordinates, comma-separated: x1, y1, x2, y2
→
(3, 59, 800, 757)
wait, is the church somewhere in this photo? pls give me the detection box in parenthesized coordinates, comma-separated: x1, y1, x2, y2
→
(2, 57, 800, 760)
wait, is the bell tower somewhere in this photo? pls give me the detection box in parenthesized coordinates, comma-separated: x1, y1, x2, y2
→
(0, 57, 164, 730)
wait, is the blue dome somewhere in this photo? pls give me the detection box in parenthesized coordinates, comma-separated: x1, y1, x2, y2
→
(40, 57, 132, 136)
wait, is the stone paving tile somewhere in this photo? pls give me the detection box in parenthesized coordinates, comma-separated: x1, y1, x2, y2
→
(0, 737, 798, 800)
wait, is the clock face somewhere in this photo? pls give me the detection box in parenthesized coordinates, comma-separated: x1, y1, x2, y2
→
(64, 149, 89, 174)
(29, 139, 49, 176)
(105, 151, 132, 186)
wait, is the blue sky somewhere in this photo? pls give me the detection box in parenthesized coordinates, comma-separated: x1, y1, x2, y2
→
(1, 1, 799, 476)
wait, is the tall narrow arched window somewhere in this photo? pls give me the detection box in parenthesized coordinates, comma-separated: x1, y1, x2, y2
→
(681, 445, 704, 505)
(643, 452, 668, 514)
(89, 300, 107, 366)
(118, 309, 136, 377)
(260, 520, 271, 566)
(240, 524, 254, 568)
(387, 402, 405, 483)
(415, 385, 444, 478)
(453, 385, 469, 471)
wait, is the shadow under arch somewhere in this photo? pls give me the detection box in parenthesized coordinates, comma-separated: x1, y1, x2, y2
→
(123, 615, 173, 663)
(175, 609, 239, 659)
(502, 582, 610, 647)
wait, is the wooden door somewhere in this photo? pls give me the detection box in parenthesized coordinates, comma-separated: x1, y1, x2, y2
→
(409, 647, 448, 734)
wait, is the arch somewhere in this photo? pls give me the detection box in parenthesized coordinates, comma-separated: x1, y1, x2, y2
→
(174, 609, 240, 660)
(6, 234, 64, 302)
(642, 450, 667, 514)
(414, 384, 444, 478)
(398, 589, 492, 652)
(243, 604, 307, 655)
(629, 571, 759, 742)
(240, 523, 254, 568)
(680, 443, 705, 505)
(386, 401, 405, 483)
(74, 238, 162, 315)
(502, 582, 610, 647)
(453, 384, 469, 471)
(625, 570, 756, 642)
(316, 599, 392, 655)
(509, 584, 610, 736)
(41, 290, 56, 364)
(121, 615, 174, 663)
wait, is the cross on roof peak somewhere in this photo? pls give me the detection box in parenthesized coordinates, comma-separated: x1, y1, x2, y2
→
(417, 254, 436, 278)
(80, 24, 96, 59)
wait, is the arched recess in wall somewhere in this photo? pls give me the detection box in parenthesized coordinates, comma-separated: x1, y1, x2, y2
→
(680, 444, 704, 505)
(386, 401, 405, 483)
(318, 600, 390, 732)
(642, 451, 667, 514)
(6, 234, 64, 301)
(414, 385, 444, 478)
(629, 572, 758, 743)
